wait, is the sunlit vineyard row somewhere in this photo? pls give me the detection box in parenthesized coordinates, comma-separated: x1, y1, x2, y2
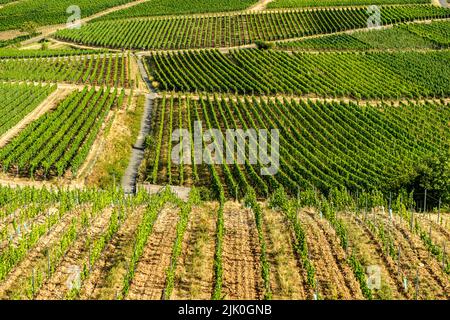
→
(141, 94, 450, 198)
(96, 0, 259, 21)
(0, 49, 106, 59)
(267, 0, 429, 8)
(0, 83, 55, 137)
(54, 5, 450, 50)
(277, 20, 450, 50)
(0, 182, 447, 300)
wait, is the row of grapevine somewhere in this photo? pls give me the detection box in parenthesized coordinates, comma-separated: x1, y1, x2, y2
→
(0, 186, 127, 289)
(144, 94, 450, 198)
(268, 189, 316, 292)
(267, 0, 428, 8)
(276, 21, 450, 51)
(277, 33, 372, 50)
(0, 83, 56, 137)
(147, 49, 450, 98)
(0, 86, 119, 178)
(245, 189, 273, 300)
(54, 5, 450, 50)
(0, 53, 130, 88)
(0, 184, 448, 299)
(405, 20, 450, 48)
(121, 187, 179, 298)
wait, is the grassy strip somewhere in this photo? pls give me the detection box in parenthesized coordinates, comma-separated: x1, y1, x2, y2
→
(120, 188, 176, 298)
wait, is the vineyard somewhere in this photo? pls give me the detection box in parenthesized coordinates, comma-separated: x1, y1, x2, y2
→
(0, 0, 448, 302)
(268, 0, 429, 8)
(0, 49, 105, 59)
(0, 0, 135, 31)
(277, 20, 450, 50)
(0, 185, 448, 300)
(0, 53, 130, 88)
(147, 49, 450, 98)
(0, 83, 55, 137)
(0, 86, 124, 178)
(95, 0, 259, 20)
(141, 94, 450, 198)
(54, 5, 450, 50)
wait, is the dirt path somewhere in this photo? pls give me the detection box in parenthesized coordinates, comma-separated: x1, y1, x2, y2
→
(221, 202, 263, 300)
(0, 206, 86, 298)
(172, 203, 218, 300)
(36, 208, 114, 300)
(300, 211, 363, 299)
(0, 87, 71, 148)
(80, 207, 145, 300)
(262, 208, 308, 299)
(249, 0, 274, 11)
(126, 204, 180, 300)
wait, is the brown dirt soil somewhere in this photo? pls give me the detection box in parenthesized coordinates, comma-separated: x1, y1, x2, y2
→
(0, 205, 88, 299)
(374, 213, 449, 299)
(172, 202, 218, 300)
(79, 206, 146, 300)
(262, 207, 309, 299)
(300, 211, 364, 299)
(126, 204, 180, 300)
(35, 208, 114, 299)
(221, 201, 263, 300)
(341, 214, 408, 300)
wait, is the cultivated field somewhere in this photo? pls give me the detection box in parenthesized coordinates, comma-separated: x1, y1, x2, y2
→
(0, 0, 448, 300)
